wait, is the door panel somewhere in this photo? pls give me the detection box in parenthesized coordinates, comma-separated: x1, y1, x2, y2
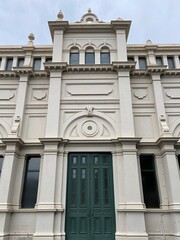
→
(66, 153, 115, 240)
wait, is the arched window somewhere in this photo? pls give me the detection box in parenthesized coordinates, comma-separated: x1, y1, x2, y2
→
(100, 47, 110, 64)
(70, 47, 79, 64)
(85, 47, 95, 64)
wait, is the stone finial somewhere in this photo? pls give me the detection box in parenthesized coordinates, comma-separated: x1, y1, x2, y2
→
(88, 8, 92, 13)
(146, 39, 153, 45)
(57, 10, 64, 21)
(160, 114, 172, 137)
(28, 33, 35, 46)
(117, 17, 124, 21)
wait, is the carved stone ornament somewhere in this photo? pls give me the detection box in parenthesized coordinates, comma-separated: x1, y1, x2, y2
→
(9, 116, 21, 137)
(0, 90, 15, 100)
(133, 89, 147, 100)
(166, 89, 180, 99)
(86, 105, 94, 117)
(33, 90, 46, 100)
(160, 114, 172, 137)
(81, 120, 99, 137)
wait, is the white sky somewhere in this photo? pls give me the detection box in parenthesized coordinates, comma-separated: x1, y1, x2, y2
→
(0, 0, 179, 45)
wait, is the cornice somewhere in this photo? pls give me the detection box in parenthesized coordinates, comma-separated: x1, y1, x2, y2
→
(147, 65, 167, 73)
(66, 64, 114, 72)
(162, 69, 180, 76)
(111, 20, 131, 39)
(145, 44, 158, 51)
(22, 46, 35, 52)
(64, 24, 115, 34)
(44, 62, 67, 72)
(156, 137, 179, 147)
(130, 70, 150, 77)
(112, 137, 142, 145)
(2, 138, 24, 146)
(30, 71, 50, 78)
(131, 67, 180, 77)
(0, 69, 50, 79)
(39, 138, 64, 145)
(13, 66, 33, 76)
(112, 61, 136, 71)
(48, 21, 69, 40)
(0, 70, 18, 78)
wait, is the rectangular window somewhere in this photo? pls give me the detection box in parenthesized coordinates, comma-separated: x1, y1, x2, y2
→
(100, 52, 110, 64)
(156, 57, 163, 66)
(46, 57, 52, 62)
(70, 53, 79, 64)
(167, 57, 175, 69)
(85, 53, 95, 64)
(6, 58, 13, 70)
(17, 58, 24, 67)
(178, 155, 180, 169)
(0, 156, 4, 177)
(33, 58, 41, 70)
(139, 57, 147, 69)
(140, 155, 160, 208)
(0, 58, 2, 68)
(21, 156, 41, 208)
(127, 56, 134, 62)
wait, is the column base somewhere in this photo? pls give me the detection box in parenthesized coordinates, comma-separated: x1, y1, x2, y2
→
(116, 234, 148, 240)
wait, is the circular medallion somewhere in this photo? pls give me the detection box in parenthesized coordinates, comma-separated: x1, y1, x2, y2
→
(81, 120, 98, 137)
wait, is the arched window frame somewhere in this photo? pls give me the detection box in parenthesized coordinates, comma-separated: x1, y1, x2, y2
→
(69, 47, 79, 64)
(100, 47, 110, 64)
(85, 47, 95, 64)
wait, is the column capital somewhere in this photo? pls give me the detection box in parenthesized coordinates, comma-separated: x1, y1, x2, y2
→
(2, 137, 24, 146)
(156, 137, 179, 155)
(156, 137, 179, 148)
(1, 138, 24, 153)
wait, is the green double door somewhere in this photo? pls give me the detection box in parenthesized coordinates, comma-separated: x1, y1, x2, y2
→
(65, 153, 115, 240)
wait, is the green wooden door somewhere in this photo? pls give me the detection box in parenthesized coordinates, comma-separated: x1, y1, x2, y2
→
(65, 153, 115, 240)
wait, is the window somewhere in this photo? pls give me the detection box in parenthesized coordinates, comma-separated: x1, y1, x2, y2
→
(85, 47, 95, 64)
(140, 155, 160, 208)
(33, 58, 41, 70)
(127, 56, 134, 62)
(21, 156, 41, 208)
(46, 57, 52, 62)
(0, 156, 3, 177)
(6, 58, 13, 70)
(178, 155, 180, 169)
(69, 48, 79, 64)
(0, 58, 2, 68)
(17, 58, 24, 67)
(167, 56, 175, 69)
(139, 57, 147, 69)
(100, 47, 110, 64)
(156, 57, 163, 66)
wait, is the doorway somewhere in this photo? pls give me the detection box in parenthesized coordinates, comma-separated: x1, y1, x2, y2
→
(65, 152, 115, 240)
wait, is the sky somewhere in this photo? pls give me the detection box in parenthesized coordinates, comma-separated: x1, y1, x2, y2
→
(0, 0, 179, 45)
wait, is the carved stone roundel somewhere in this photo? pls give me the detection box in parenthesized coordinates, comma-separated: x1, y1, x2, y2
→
(81, 120, 98, 137)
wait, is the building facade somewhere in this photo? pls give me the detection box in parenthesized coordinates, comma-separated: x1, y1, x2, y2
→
(0, 9, 180, 240)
